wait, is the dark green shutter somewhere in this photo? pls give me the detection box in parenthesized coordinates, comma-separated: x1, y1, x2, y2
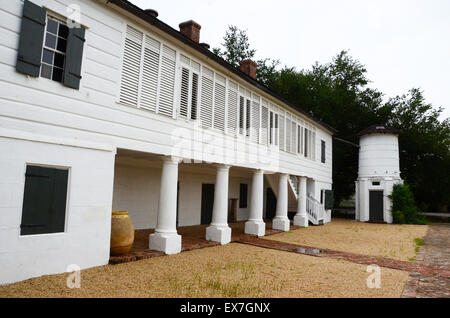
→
(16, 0, 46, 77)
(324, 190, 334, 210)
(63, 27, 85, 89)
(21, 166, 68, 236)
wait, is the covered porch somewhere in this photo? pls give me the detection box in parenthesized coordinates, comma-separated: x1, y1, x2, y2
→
(110, 222, 299, 264)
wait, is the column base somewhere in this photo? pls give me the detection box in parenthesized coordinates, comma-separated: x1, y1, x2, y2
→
(206, 226, 231, 245)
(294, 214, 309, 227)
(149, 232, 181, 255)
(244, 220, 266, 237)
(272, 217, 290, 231)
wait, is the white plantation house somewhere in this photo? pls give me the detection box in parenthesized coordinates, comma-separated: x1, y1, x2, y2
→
(0, 0, 336, 285)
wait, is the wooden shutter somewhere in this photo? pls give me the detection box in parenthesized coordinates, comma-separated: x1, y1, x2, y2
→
(16, 0, 46, 77)
(285, 118, 291, 152)
(119, 26, 143, 106)
(21, 166, 68, 236)
(140, 36, 160, 112)
(251, 101, 260, 143)
(239, 96, 245, 135)
(63, 27, 85, 89)
(324, 190, 334, 210)
(245, 99, 251, 137)
(279, 114, 285, 151)
(213, 77, 226, 132)
(179, 67, 190, 118)
(261, 105, 268, 145)
(158, 45, 176, 117)
(200, 69, 214, 128)
(291, 121, 297, 153)
(227, 87, 238, 135)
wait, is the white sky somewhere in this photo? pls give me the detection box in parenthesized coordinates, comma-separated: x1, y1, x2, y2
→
(129, 0, 450, 120)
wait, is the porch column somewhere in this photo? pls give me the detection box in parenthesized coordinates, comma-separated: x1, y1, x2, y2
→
(149, 157, 182, 254)
(245, 170, 265, 236)
(272, 173, 290, 231)
(206, 165, 232, 245)
(294, 176, 308, 227)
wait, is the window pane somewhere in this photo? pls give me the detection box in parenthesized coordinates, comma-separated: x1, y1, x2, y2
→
(58, 24, 69, 38)
(40, 64, 52, 79)
(52, 67, 63, 82)
(46, 19, 58, 34)
(54, 53, 65, 68)
(57, 38, 67, 53)
(45, 33, 57, 49)
(42, 49, 54, 64)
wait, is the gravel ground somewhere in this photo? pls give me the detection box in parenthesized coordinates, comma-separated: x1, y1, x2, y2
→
(268, 219, 428, 261)
(0, 243, 409, 298)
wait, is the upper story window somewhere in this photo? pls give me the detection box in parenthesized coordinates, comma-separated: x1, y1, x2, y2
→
(321, 140, 326, 163)
(15, 0, 85, 90)
(304, 127, 316, 160)
(179, 55, 200, 120)
(41, 16, 68, 83)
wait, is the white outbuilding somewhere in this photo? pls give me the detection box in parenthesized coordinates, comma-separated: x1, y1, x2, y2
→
(355, 125, 403, 223)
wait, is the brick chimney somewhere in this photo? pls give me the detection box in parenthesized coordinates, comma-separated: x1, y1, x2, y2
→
(240, 59, 257, 80)
(179, 20, 201, 43)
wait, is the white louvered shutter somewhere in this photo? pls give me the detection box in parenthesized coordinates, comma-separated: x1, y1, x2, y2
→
(213, 75, 226, 132)
(158, 45, 176, 117)
(251, 101, 260, 143)
(274, 113, 279, 146)
(261, 105, 268, 145)
(179, 67, 190, 118)
(291, 121, 297, 153)
(286, 118, 291, 153)
(119, 26, 143, 106)
(227, 87, 238, 135)
(279, 114, 285, 151)
(246, 99, 251, 137)
(200, 68, 214, 128)
(140, 36, 160, 112)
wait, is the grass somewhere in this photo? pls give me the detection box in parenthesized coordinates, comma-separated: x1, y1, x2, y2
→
(0, 243, 409, 298)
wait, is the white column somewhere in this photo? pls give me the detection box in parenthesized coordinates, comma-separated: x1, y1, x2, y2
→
(245, 170, 265, 236)
(272, 173, 290, 231)
(294, 176, 308, 227)
(206, 165, 232, 244)
(149, 157, 182, 254)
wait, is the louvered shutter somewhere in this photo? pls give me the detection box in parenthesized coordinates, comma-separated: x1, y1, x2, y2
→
(140, 36, 160, 112)
(16, 0, 46, 77)
(213, 78, 226, 132)
(312, 131, 316, 160)
(286, 118, 291, 152)
(261, 105, 268, 145)
(291, 121, 297, 153)
(321, 140, 326, 163)
(119, 26, 143, 106)
(274, 113, 279, 146)
(227, 88, 238, 135)
(246, 99, 251, 137)
(158, 45, 176, 117)
(251, 101, 260, 143)
(200, 69, 213, 128)
(179, 67, 190, 118)
(304, 128, 309, 157)
(63, 27, 85, 89)
(279, 115, 285, 151)
(190, 73, 199, 120)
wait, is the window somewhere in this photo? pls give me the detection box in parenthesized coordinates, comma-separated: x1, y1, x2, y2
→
(20, 166, 69, 236)
(304, 128, 309, 158)
(40, 17, 68, 82)
(16, 1, 85, 89)
(239, 184, 248, 208)
(321, 140, 326, 163)
(179, 62, 199, 120)
(297, 125, 303, 155)
(372, 181, 381, 186)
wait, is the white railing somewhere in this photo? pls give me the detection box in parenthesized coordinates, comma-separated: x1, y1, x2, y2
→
(306, 194, 325, 225)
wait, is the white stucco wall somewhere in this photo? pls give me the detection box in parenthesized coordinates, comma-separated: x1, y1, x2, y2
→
(0, 134, 115, 285)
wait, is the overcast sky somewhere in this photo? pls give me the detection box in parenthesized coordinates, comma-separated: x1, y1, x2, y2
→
(129, 0, 450, 120)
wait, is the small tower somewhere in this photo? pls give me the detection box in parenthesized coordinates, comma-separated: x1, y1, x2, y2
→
(355, 125, 403, 223)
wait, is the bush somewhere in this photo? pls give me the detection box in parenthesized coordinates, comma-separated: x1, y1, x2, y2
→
(389, 183, 427, 225)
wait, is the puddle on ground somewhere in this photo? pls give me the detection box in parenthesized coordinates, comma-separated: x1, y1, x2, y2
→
(296, 248, 321, 255)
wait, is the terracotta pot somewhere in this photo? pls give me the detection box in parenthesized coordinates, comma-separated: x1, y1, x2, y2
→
(110, 211, 135, 256)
